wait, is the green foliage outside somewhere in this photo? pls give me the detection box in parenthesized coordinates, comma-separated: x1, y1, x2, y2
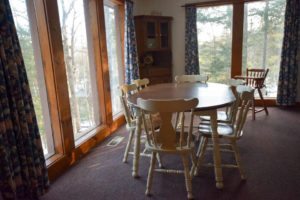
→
(197, 0, 286, 97)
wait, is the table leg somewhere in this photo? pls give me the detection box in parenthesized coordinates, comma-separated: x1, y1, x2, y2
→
(132, 109, 142, 178)
(210, 110, 224, 189)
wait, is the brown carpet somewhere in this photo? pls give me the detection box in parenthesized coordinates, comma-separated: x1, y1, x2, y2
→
(36, 107, 300, 200)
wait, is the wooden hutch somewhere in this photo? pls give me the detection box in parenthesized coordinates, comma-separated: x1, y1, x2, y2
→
(134, 15, 173, 84)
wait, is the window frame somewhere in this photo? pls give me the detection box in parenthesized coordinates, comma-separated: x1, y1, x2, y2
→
(11, 0, 56, 159)
(55, 0, 102, 143)
(24, 0, 126, 180)
(104, 1, 125, 118)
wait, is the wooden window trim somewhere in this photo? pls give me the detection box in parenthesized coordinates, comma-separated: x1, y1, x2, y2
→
(34, 0, 66, 158)
(104, 1, 125, 118)
(231, 3, 244, 78)
(22, 0, 55, 159)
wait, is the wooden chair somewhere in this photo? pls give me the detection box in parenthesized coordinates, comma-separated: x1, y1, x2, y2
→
(235, 68, 269, 120)
(133, 78, 150, 90)
(138, 98, 198, 199)
(192, 85, 254, 180)
(175, 74, 209, 84)
(120, 83, 162, 165)
(174, 74, 209, 131)
(119, 84, 138, 163)
(201, 78, 245, 124)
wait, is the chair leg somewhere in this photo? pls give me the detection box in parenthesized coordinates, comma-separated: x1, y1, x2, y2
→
(193, 137, 208, 176)
(181, 154, 194, 200)
(257, 88, 269, 115)
(146, 152, 157, 196)
(231, 141, 246, 180)
(156, 153, 163, 168)
(189, 149, 197, 177)
(176, 112, 183, 129)
(252, 96, 255, 120)
(123, 129, 134, 163)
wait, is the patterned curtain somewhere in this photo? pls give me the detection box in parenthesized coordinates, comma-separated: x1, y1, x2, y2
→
(277, 0, 300, 106)
(125, 0, 139, 84)
(0, 0, 49, 199)
(185, 6, 199, 75)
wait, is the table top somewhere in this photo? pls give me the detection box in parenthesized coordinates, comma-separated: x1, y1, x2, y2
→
(128, 82, 236, 111)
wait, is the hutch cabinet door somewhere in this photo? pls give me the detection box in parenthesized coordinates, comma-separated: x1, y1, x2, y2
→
(145, 20, 158, 49)
(159, 20, 171, 49)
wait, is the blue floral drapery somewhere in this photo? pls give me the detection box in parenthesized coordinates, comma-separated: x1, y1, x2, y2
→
(0, 0, 49, 199)
(125, 0, 139, 84)
(277, 0, 300, 106)
(185, 6, 199, 75)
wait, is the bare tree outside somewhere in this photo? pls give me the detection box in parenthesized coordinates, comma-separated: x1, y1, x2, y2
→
(57, 0, 100, 140)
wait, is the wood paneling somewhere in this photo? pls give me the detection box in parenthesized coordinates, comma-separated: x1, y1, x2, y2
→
(34, 0, 64, 156)
(96, 0, 113, 125)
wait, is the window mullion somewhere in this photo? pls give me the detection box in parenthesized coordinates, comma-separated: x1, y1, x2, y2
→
(231, 3, 244, 78)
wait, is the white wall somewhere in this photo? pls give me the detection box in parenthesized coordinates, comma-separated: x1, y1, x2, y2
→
(133, 0, 300, 101)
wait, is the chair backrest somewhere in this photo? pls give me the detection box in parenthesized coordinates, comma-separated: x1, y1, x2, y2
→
(120, 84, 138, 97)
(246, 68, 269, 88)
(119, 84, 138, 126)
(137, 98, 198, 151)
(175, 74, 209, 84)
(133, 78, 150, 90)
(224, 79, 246, 123)
(234, 85, 255, 138)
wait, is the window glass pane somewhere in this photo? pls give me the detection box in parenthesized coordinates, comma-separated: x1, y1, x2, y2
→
(104, 5, 123, 117)
(58, 0, 100, 140)
(197, 6, 233, 83)
(242, 0, 286, 98)
(10, 0, 54, 158)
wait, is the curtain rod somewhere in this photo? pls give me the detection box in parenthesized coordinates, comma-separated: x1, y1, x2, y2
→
(181, 0, 265, 8)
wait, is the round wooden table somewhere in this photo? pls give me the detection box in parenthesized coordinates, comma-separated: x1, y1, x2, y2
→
(127, 82, 236, 189)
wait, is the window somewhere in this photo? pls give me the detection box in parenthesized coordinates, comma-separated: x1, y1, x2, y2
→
(57, 0, 100, 140)
(10, 0, 54, 158)
(242, 0, 286, 97)
(104, 3, 124, 117)
(197, 5, 233, 83)
(9, 0, 125, 180)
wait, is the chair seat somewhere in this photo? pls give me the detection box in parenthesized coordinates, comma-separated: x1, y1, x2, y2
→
(198, 122, 235, 137)
(200, 111, 230, 122)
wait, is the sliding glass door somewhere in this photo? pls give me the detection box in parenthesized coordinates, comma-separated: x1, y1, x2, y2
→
(197, 5, 233, 83)
(242, 0, 286, 97)
(196, 0, 286, 99)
